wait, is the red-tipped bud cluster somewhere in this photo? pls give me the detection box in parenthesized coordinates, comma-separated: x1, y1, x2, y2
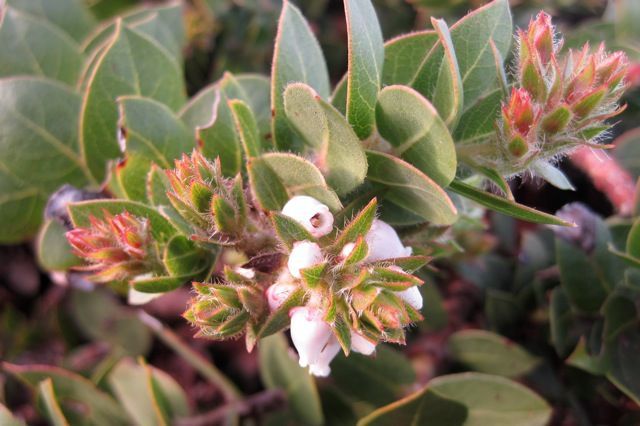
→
(166, 150, 256, 248)
(66, 212, 154, 282)
(488, 12, 630, 175)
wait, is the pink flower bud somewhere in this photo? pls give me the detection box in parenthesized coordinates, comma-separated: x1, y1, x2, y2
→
(397, 286, 423, 310)
(281, 196, 334, 238)
(364, 220, 412, 262)
(503, 88, 537, 135)
(529, 12, 555, 65)
(266, 271, 297, 311)
(351, 331, 376, 355)
(290, 307, 340, 377)
(287, 241, 324, 278)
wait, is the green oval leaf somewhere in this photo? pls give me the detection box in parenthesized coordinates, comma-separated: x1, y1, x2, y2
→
(248, 153, 342, 212)
(450, 0, 512, 110)
(284, 82, 367, 196)
(449, 330, 540, 378)
(80, 21, 186, 182)
(0, 8, 84, 85)
(358, 373, 551, 426)
(6, 0, 96, 42)
(376, 85, 457, 187)
(0, 77, 93, 242)
(271, 0, 330, 151)
(36, 219, 81, 271)
(366, 150, 457, 226)
(344, 0, 384, 139)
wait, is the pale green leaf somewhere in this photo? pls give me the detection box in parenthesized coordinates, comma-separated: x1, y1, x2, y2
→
(80, 22, 186, 182)
(271, 1, 330, 151)
(0, 8, 84, 85)
(344, 0, 384, 139)
(284, 82, 367, 196)
(375, 85, 457, 187)
(366, 150, 457, 226)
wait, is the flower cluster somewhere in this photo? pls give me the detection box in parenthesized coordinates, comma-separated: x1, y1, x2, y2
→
(271, 196, 426, 376)
(461, 12, 629, 176)
(66, 212, 158, 283)
(185, 195, 426, 376)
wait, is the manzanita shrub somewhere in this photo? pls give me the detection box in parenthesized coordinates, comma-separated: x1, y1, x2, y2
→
(1, 0, 639, 424)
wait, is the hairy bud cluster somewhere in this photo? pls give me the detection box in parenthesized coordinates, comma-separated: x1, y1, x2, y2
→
(182, 195, 427, 376)
(183, 266, 265, 345)
(166, 151, 275, 255)
(461, 12, 629, 176)
(66, 212, 157, 282)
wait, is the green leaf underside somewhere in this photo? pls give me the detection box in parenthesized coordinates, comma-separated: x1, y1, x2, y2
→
(449, 330, 540, 378)
(38, 378, 69, 426)
(248, 153, 342, 212)
(375, 85, 457, 187)
(366, 150, 457, 226)
(271, 1, 330, 152)
(449, 180, 573, 226)
(283, 83, 367, 196)
(6, 0, 96, 42)
(0, 8, 84, 85)
(344, 0, 384, 139)
(80, 21, 185, 182)
(358, 373, 551, 426)
(450, 0, 512, 111)
(0, 77, 91, 243)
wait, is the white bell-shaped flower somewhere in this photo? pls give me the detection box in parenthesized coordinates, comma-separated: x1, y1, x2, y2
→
(397, 286, 423, 310)
(281, 195, 334, 238)
(290, 307, 341, 377)
(266, 270, 297, 311)
(287, 241, 323, 279)
(351, 331, 376, 355)
(365, 219, 412, 262)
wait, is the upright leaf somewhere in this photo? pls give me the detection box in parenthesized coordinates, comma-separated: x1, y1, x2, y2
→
(271, 1, 330, 151)
(381, 31, 438, 87)
(366, 151, 457, 226)
(80, 22, 186, 182)
(284, 83, 367, 196)
(0, 8, 84, 85)
(450, 0, 512, 110)
(229, 99, 262, 158)
(375, 85, 457, 187)
(248, 153, 341, 212)
(344, 0, 384, 139)
(37, 379, 70, 426)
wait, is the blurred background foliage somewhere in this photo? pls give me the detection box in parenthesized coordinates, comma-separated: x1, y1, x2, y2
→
(1, 0, 640, 425)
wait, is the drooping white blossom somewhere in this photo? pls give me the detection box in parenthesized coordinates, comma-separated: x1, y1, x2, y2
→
(287, 241, 323, 279)
(281, 195, 334, 238)
(365, 219, 412, 262)
(290, 307, 341, 377)
(351, 331, 376, 355)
